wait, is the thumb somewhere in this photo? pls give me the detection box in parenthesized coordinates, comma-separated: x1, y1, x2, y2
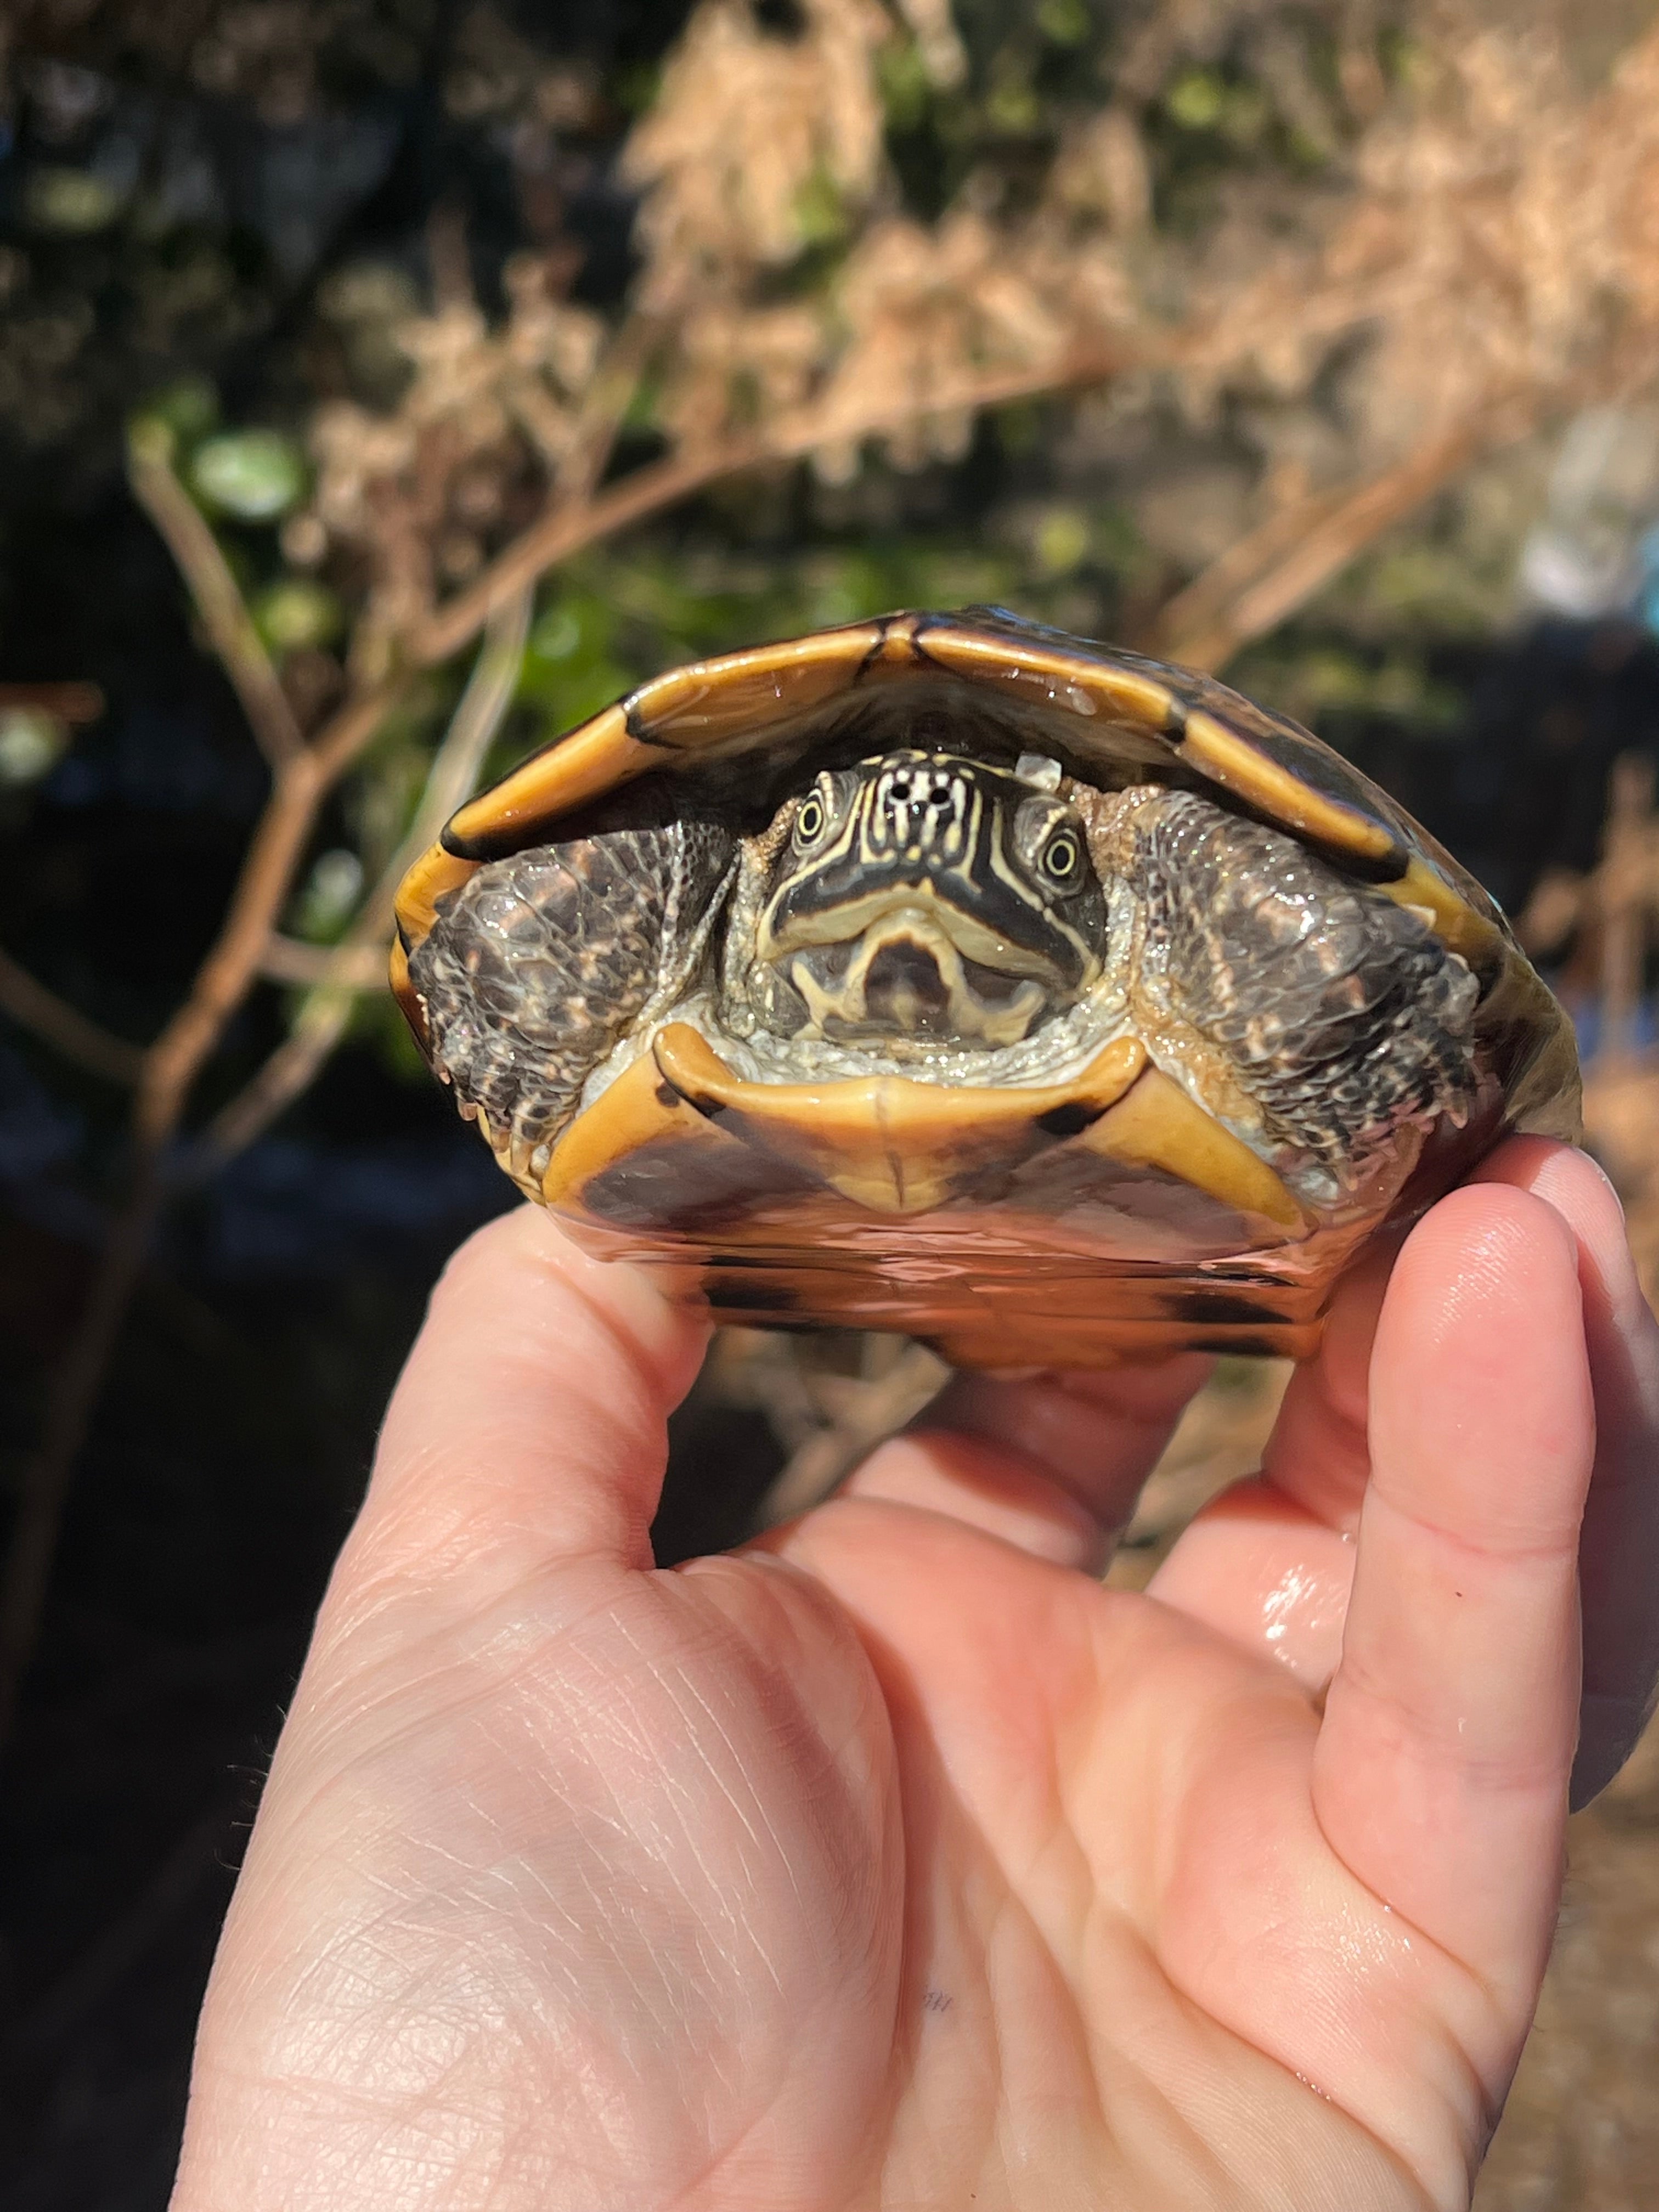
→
(335, 1204, 710, 1610)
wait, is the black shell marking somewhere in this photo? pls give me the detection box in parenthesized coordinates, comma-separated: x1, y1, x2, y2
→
(433, 609, 1441, 894)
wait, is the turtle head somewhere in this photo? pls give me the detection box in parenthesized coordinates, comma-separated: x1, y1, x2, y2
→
(748, 748, 1105, 1048)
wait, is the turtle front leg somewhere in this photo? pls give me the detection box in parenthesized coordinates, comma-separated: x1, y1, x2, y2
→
(405, 821, 736, 1192)
(1086, 786, 1481, 1193)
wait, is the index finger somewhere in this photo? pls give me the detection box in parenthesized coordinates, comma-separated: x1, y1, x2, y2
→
(1312, 1182, 1593, 2016)
(1469, 1138, 1659, 1806)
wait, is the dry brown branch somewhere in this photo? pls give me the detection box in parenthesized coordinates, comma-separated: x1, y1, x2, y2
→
(552, 312, 665, 508)
(258, 936, 390, 988)
(0, 944, 144, 1083)
(413, 332, 1146, 666)
(127, 423, 306, 769)
(1144, 488, 1346, 661)
(1, 596, 452, 1730)
(200, 588, 532, 1169)
(1514, 754, 1659, 985)
(0, 1158, 163, 1741)
(0, 710, 393, 1728)
(1152, 416, 1498, 670)
(752, 1342, 949, 1526)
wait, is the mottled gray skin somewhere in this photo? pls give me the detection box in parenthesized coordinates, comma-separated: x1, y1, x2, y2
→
(407, 755, 1480, 1195)
(1127, 791, 1480, 1167)
(409, 821, 733, 1177)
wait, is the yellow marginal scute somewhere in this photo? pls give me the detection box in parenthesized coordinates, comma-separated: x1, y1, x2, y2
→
(1180, 708, 1400, 866)
(622, 623, 890, 744)
(1377, 855, 1505, 974)
(387, 933, 428, 1051)
(917, 625, 1178, 730)
(393, 844, 481, 948)
(651, 1025, 1149, 1215)
(443, 704, 656, 854)
(539, 1046, 721, 1207)
(1083, 1066, 1305, 1229)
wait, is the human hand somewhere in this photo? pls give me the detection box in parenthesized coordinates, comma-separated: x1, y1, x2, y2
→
(170, 1137, 1659, 2212)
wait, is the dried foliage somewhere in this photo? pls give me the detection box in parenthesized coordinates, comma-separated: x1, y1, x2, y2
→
(298, 263, 607, 678)
(624, 0, 892, 289)
(1198, 13, 1659, 453)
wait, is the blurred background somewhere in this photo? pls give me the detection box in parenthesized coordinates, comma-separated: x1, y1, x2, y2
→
(2, 0, 1658, 2203)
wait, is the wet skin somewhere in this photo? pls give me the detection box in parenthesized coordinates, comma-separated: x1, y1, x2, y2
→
(170, 1137, 1659, 2212)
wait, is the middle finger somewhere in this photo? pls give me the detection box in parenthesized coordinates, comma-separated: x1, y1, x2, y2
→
(842, 1353, 1212, 1573)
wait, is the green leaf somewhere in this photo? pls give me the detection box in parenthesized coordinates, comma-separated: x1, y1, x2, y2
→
(26, 167, 125, 234)
(1166, 70, 1226, 130)
(290, 848, 364, 942)
(138, 377, 220, 451)
(1035, 507, 1091, 576)
(252, 578, 344, 654)
(1037, 0, 1091, 49)
(189, 431, 307, 522)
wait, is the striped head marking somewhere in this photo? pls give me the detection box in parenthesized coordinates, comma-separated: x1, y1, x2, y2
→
(751, 749, 1105, 1047)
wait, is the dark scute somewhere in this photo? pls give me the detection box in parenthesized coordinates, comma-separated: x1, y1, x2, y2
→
(579, 1137, 814, 1231)
(706, 1276, 800, 1313)
(1166, 1290, 1277, 1326)
(1032, 1099, 1101, 1138)
(1188, 1331, 1285, 1359)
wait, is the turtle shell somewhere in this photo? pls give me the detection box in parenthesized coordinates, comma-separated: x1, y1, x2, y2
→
(393, 607, 1580, 1367)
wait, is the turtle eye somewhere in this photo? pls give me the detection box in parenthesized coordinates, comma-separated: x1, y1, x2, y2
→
(1039, 830, 1084, 887)
(793, 791, 829, 850)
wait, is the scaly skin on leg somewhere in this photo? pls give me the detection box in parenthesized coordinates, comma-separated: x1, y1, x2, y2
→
(410, 819, 734, 1180)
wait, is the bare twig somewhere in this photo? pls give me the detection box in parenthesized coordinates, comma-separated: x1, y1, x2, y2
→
(127, 422, 306, 769)
(751, 1343, 949, 1527)
(258, 935, 391, 988)
(553, 312, 665, 507)
(0, 1159, 164, 1740)
(411, 332, 1146, 666)
(426, 202, 475, 313)
(0, 657, 414, 1733)
(0, 945, 144, 1083)
(199, 589, 532, 1168)
(1142, 478, 1353, 663)
(1152, 416, 1496, 671)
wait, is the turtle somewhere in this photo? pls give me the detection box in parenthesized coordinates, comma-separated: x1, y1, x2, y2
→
(392, 607, 1580, 1368)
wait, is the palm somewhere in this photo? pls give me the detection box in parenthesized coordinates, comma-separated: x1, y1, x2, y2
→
(173, 1143, 1659, 2212)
